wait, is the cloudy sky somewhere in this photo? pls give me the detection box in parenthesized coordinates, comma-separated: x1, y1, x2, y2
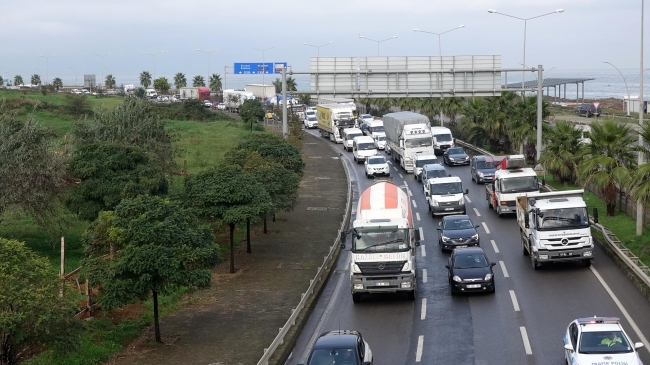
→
(1, 0, 644, 88)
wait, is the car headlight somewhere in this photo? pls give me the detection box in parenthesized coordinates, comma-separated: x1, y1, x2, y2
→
(449, 157, 455, 161)
(402, 262, 411, 271)
(432, 199, 439, 206)
(583, 251, 593, 257)
(471, 234, 479, 240)
(453, 275, 462, 283)
(441, 236, 450, 242)
(477, 171, 484, 177)
(352, 263, 361, 273)
(539, 254, 549, 260)
(458, 197, 464, 205)
(484, 273, 493, 280)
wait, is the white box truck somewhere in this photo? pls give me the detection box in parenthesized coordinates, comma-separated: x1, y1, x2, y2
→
(383, 111, 435, 173)
(316, 104, 356, 143)
(343, 181, 421, 303)
(517, 189, 598, 269)
(485, 155, 539, 216)
(244, 84, 275, 99)
(222, 89, 255, 112)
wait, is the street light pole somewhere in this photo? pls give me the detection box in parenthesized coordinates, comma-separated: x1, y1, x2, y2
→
(93, 53, 110, 89)
(358, 34, 398, 56)
(38, 54, 55, 85)
(196, 48, 219, 88)
(303, 41, 334, 58)
(413, 25, 465, 57)
(68, 67, 78, 87)
(252, 47, 274, 101)
(143, 51, 164, 81)
(638, 0, 645, 236)
(488, 8, 564, 96)
(604, 61, 631, 116)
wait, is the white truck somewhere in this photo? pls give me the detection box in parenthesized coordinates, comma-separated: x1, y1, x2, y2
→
(316, 104, 357, 143)
(383, 111, 435, 173)
(343, 181, 420, 303)
(517, 190, 598, 270)
(486, 155, 540, 216)
(222, 89, 255, 112)
(244, 83, 275, 99)
(431, 126, 455, 155)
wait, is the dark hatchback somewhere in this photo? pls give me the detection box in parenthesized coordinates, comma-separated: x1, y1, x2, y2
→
(575, 103, 602, 117)
(300, 330, 373, 365)
(470, 155, 504, 184)
(443, 147, 470, 166)
(420, 163, 448, 183)
(446, 247, 496, 295)
(437, 215, 480, 251)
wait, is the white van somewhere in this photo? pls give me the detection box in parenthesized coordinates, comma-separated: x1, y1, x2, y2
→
(342, 128, 364, 152)
(145, 89, 158, 99)
(353, 136, 378, 164)
(424, 176, 468, 216)
(431, 126, 454, 155)
(365, 119, 385, 138)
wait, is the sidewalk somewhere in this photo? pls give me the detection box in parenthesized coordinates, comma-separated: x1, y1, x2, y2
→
(109, 132, 348, 365)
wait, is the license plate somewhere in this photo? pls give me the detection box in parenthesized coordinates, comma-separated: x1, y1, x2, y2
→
(457, 245, 467, 248)
(466, 284, 481, 288)
(376, 282, 389, 286)
(559, 252, 572, 257)
(445, 208, 454, 211)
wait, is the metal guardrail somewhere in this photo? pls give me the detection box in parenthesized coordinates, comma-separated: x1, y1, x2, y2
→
(457, 138, 650, 289)
(257, 154, 353, 365)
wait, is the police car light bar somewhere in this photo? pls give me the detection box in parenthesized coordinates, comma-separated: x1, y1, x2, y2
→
(576, 317, 620, 325)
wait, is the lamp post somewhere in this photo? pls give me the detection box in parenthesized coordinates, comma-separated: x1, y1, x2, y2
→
(94, 53, 110, 89)
(38, 54, 55, 85)
(303, 41, 334, 58)
(143, 51, 164, 81)
(196, 48, 219, 88)
(603, 61, 631, 116)
(252, 47, 274, 101)
(488, 8, 564, 95)
(413, 25, 464, 57)
(358, 34, 398, 56)
(68, 67, 79, 87)
(637, 0, 645, 236)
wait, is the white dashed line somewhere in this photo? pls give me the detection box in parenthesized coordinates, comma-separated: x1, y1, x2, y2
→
(465, 196, 472, 203)
(416, 335, 424, 362)
(422, 269, 428, 283)
(509, 290, 520, 311)
(482, 222, 491, 234)
(590, 266, 650, 352)
(500, 261, 509, 278)
(407, 189, 413, 197)
(473, 207, 481, 217)
(412, 200, 417, 208)
(393, 167, 399, 172)
(419, 227, 424, 241)
(399, 173, 404, 179)
(520, 327, 533, 355)
(421, 245, 426, 257)
(421, 298, 427, 320)
(416, 212, 421, 221)
(491, 240, 499, 253)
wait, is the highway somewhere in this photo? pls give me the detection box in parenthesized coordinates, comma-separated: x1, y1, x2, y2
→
(287, 128, 650, 365)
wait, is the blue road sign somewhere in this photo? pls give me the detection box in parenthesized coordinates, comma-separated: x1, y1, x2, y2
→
(234, 62, 287, 74)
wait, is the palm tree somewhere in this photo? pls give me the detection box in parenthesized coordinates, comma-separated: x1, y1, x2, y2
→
(174, 73, 187, 90)
(458, 97, 492, 148)
(440, 97, 465, 125)
(209, 73, 222, 91)
(482, 92, 517, 152)
(14, 75, 23, 86)
(539, 121, 584, 185)
(628, 119, 650, 209)
(272, 77, 297, 93)
(105, 74, 116, 89)
(577, 120, 637, 216)
(299, 93, 312, 105)
(192, 75, 205, 87)
(52, 77, 63, 90)
(509, 96, 551, 163)
(140, 71, 152, 89)
(31, 74, 41, 86)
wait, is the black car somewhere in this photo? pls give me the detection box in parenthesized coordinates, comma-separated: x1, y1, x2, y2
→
(575, 103, 602, 118)
(300, 330, 373, 365)
(437, 215, 480, 251)
(470, 155, 503, 184)
(420, 163, 449, 184)
(446, 247, 496, 295)
(443, 147, 470, 166)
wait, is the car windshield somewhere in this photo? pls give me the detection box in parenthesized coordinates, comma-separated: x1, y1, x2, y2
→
(347, 133, 362, 140)
(353, 230, 409, 252)
(308, 348, 359, 365)
(416, 158, 438, 167)
(308, 117, 317, 121)
(426, 169, 447, 179)
(444, 218, 474, 230)
(430, 182, 462, 195)
(357, 143, 375, 151)
(377, 135, 386, 141)
(476, 161, 498, 169)
(306, 111, 316, 116)
(500, 176, 539, 193)
(369, 126, 385, 133)
(435, 133, 452, 142)
(454, 253, 488, 269)
(537, 207, 590, 230)
(405, 137, 433, 148)
(447, 148, 465, 155)
(367, 156, 386, 165)
(579, 331, 633, 354)
(361, 114, 371, 119)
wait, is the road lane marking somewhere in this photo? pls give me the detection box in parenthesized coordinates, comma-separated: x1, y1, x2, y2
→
(491, 240, 499, 253)
(421, 298, 427, 320)
(422, 269, 427, 283)
(412, 200, 417, 208)
(465, 196, 472, 203)
(419, 227, 424, 241)
(399, 173, 404, 179)
(393, 167, 399, 172)
(473, 207, 481, 217)
(421, 245, 426, 257)
(416, 212, 420, 221)
(408, 189, 413, 197)
(500, 261, 509, 278)
(482, 222, 491, 234)
(509, 290, 520, 311)
(416, 335, 424, 362)
(590, 266, 650, 353)
(520, 327, 533, 355)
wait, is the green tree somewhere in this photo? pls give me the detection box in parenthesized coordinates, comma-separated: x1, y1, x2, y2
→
(153, 77, 171, 94)
(539, 121, 585, 184)
(577, 120, 637, 216)
(192, 75, 205, 87)
(81, 195, 220, 343)
(105, 74, 116, 89)
(0, 238, 81, 365)
(239, 99, 264, 130)
(628, 119, 650, 208)
(231, 133, 305, 176)
(65, 143, 168, 221)
(13, 75, 23, 86)
(31, 74, 41, 86)
(52, 77, 63, 90)
(299, 93, 312, 105)
(183, 165, 273, 272)
(140, 71, 152, 89)
(508, 96, 551, 162)
(209, 73, 222, 91)
(64, 93, 93, 116)
(0, 77, 3, 86)
(272, 77, 297, 93)
(173, 72, 187, 90)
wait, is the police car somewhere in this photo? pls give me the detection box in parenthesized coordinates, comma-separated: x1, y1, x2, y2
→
(563, 316, 645, 365)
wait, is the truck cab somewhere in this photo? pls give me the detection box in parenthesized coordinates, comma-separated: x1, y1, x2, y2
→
(431, 127, 454, 155)
(365, 120, 385, 138)
(486, 155, 539, 216)
(425, 176, 468, 216)
(342, 128, 363, 152)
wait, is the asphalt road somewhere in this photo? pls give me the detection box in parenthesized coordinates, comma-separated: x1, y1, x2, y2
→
(287, 128, 650, 365)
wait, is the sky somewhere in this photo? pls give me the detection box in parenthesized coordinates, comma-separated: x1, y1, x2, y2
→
(1, 0, 645, 89)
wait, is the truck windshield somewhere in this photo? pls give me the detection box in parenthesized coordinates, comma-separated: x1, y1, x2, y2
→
(416, 159, 438, 167)
(430, 182, 462, 195)
(347, 133, 362, 140)
(353, 230, 409, 252)
(357, 143, 375, 150)
(500, 176, 539, 193)
(537, 207, 590, 230)
(435, 134, 452, 142)
(338, 118, 356, 127)
(369, 126, 385, 133)
(377, 135, 386, 141)
(405, 138, 433, 148)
